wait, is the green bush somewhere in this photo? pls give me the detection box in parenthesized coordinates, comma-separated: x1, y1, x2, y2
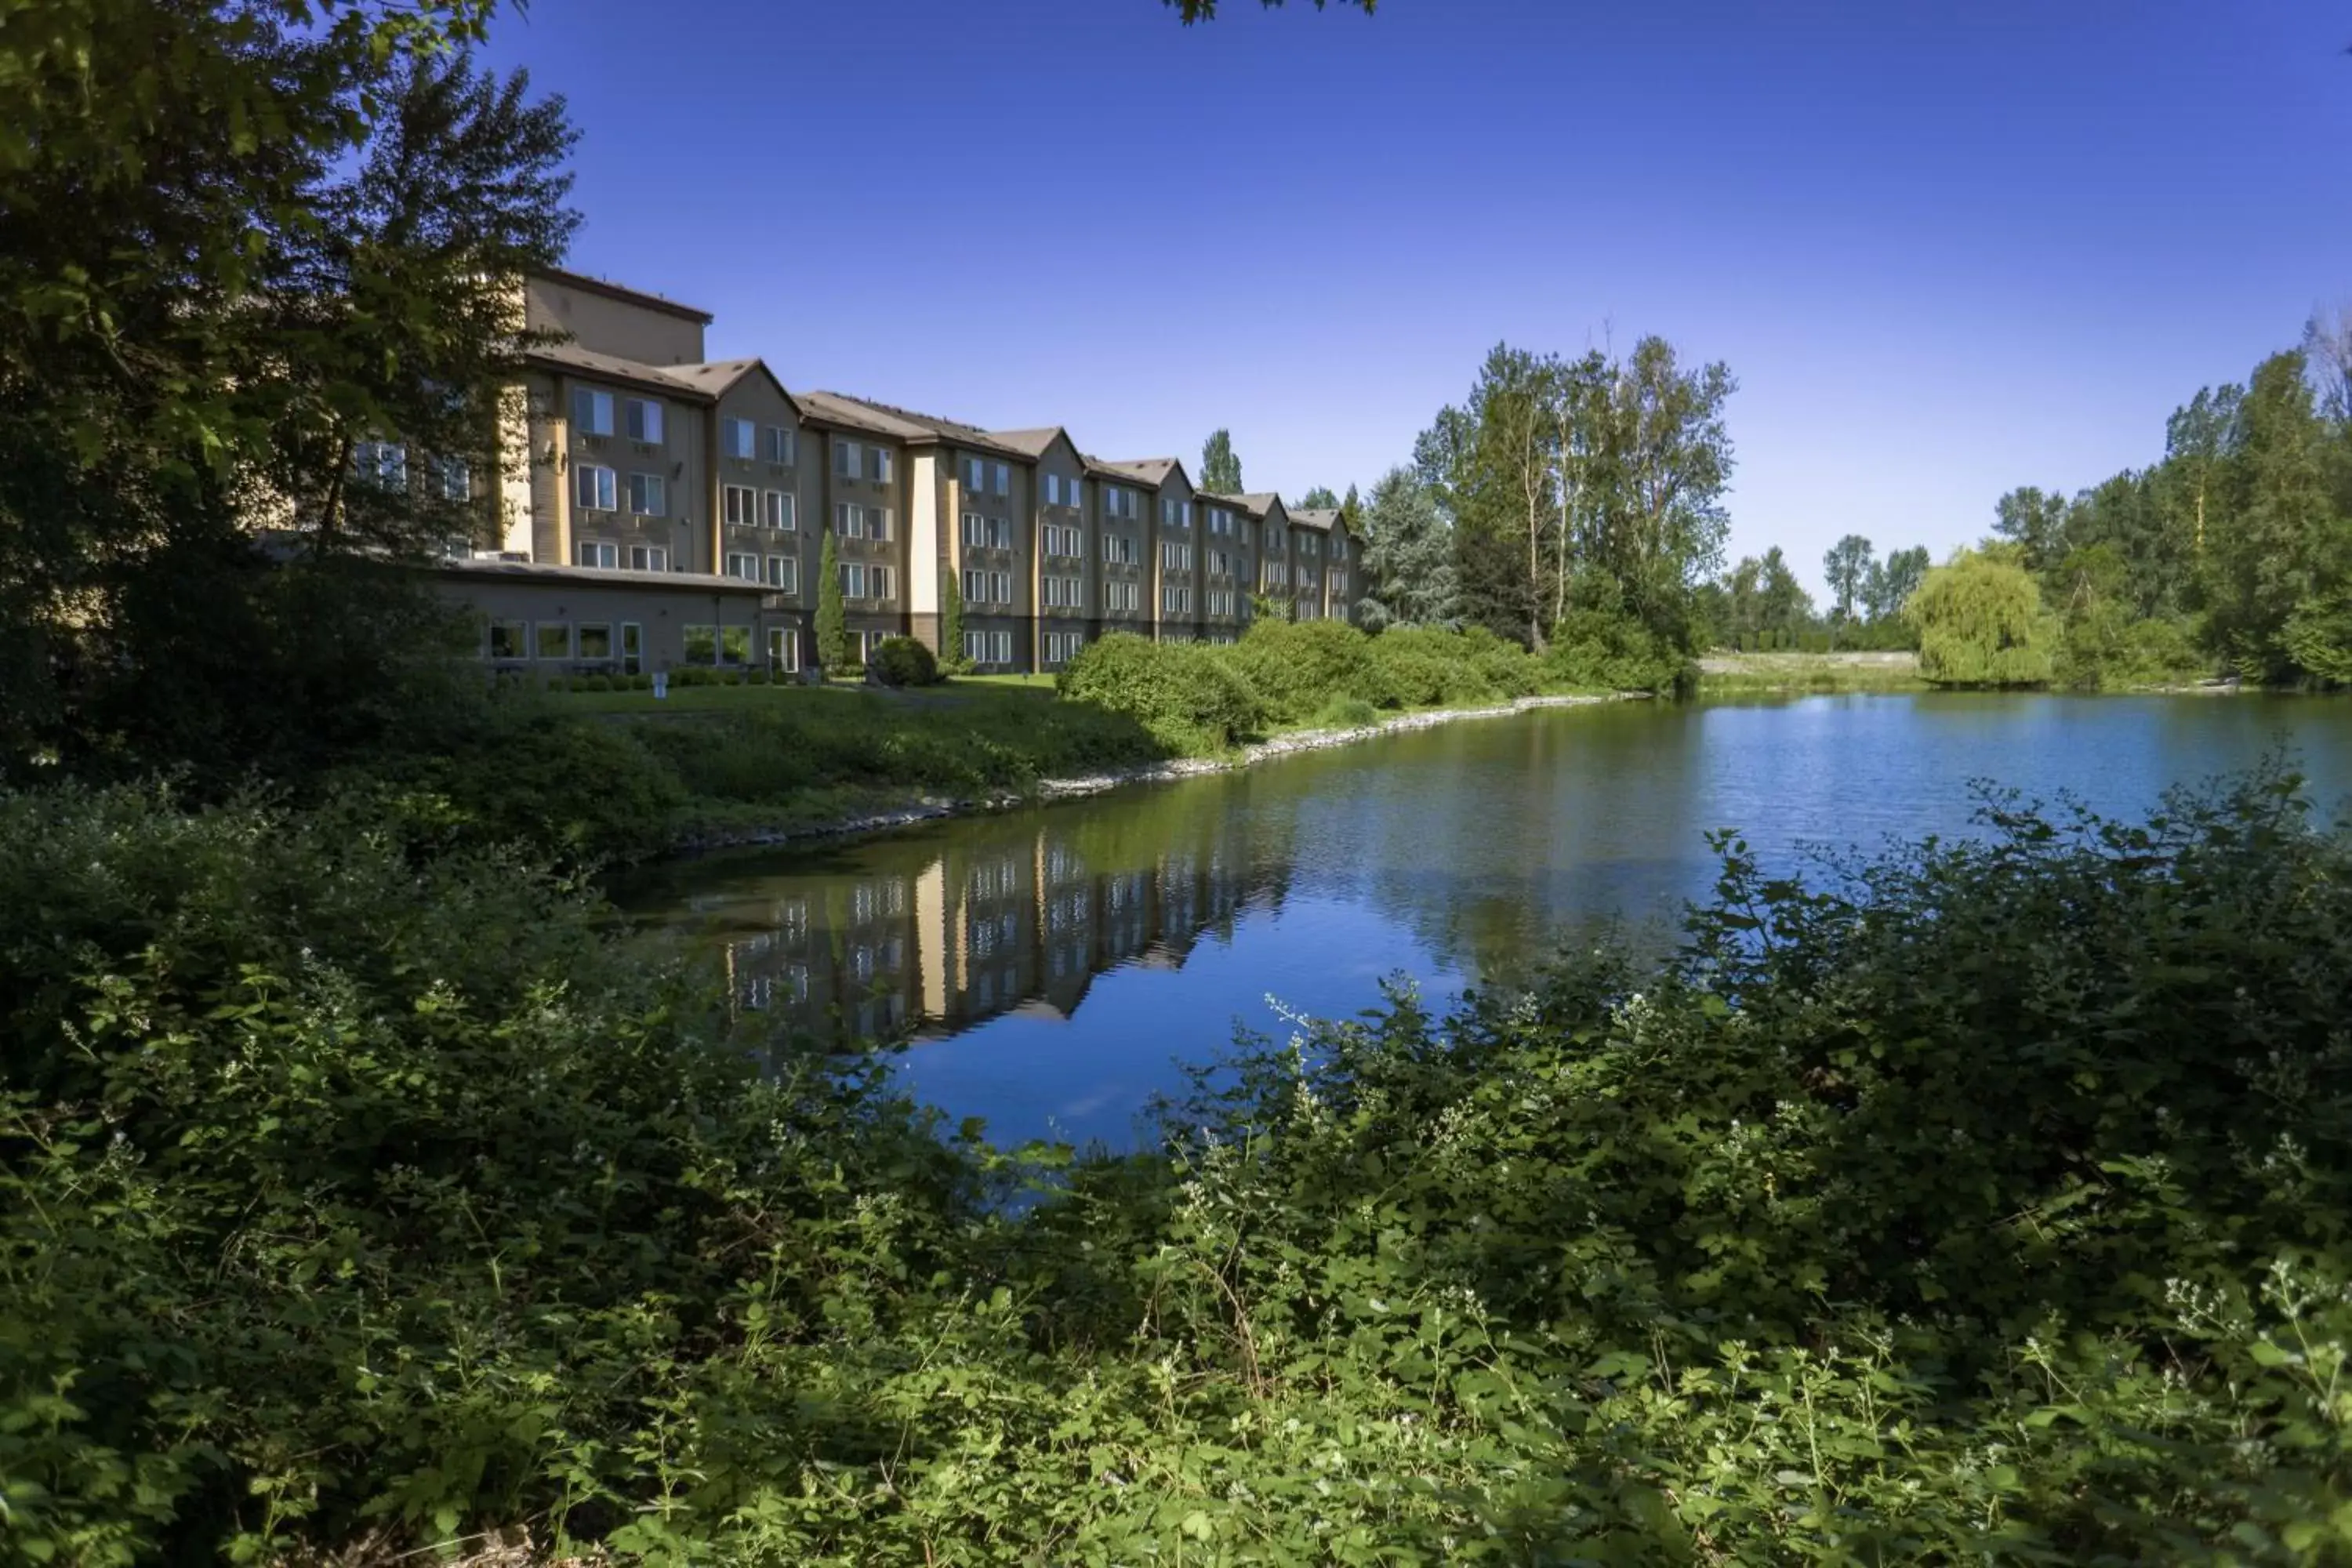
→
(1545, 606, 1693, 692)
(1313, 695, 1380, 728)
(1056, 632, 1266, 753)
(872, 636, 942, 688)
(1221, 619, 1396, 722)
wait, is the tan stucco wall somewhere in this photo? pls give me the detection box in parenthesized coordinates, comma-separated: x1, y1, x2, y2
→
(524, 276, 706, 365)
(712, 376, 813, 604)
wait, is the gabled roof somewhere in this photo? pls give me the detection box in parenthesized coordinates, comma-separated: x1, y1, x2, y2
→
(525, 343, 714, 402)
(1202, 489, 1285, 521)
(666, 358, 804, 416)
(987, 426, 1080, 462)
(793, 390, 934, 441)
(1093, 456, 1191, 491)
(1288, 506, 1341, 532)
(807, 391, 1031, 457)
(532, 267, 713, 325)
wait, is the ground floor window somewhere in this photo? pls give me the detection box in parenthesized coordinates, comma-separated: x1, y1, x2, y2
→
(488, 619, 528, 660)
(1043, 630, 1085, 667)
(768, 626, 800, 673)
(577, 622, 613, 661)
(720, 626, 750, 666)
(535, 622, 572, 660)
(684, 624, 717, 664)
(621, 622, 643, 674)
(962, 630, 1014, 668)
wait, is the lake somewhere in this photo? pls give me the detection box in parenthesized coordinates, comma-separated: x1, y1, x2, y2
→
(616, 693, 2352, 1148)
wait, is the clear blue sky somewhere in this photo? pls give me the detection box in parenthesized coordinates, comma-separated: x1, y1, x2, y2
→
(485, 0, 2352, 595)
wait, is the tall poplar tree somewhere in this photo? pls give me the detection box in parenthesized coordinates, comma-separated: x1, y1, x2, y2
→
(816, 531, 851, 673)
(1200, 430, 1244, 493)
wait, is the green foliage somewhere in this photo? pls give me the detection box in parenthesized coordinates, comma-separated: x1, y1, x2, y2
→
(1356, 465, 1461, 630)
(815, 531, 850, 673)
(1199, 427, 1243, 493)
(870, 636, 941, 688)
(13, 770, 2352, 1563)
(938, 564, 971, 673)
(1054, 632, 1266, 753)
(2050, 544, 2210, 689)
(1909, 547, 2058, 685)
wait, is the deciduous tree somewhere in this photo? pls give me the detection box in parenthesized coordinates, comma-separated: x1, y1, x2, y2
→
(1200, 429, 1244, 493)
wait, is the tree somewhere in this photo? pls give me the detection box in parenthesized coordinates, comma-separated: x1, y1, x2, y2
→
(1863, 545, 1931, 623)
(0, 5, 573, 779)
(1295, 485, 1340, 510)
(1823, 534, 1875, 625)
(2198, 351, 2352, 680)
(1756, 547, 1815, 644)
(1354, 466, 1458, 630)
(817, 531, 851, 673)
(940, 563, 970, 674)
(1992, 486, 2073, 575)
(1907, 549, 2056, 685)
(1169, 0, 1372, 16)
(1200, 429, 1243, 493)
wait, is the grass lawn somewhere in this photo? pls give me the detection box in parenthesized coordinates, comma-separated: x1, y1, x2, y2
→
(1697, 650, 1928, 695)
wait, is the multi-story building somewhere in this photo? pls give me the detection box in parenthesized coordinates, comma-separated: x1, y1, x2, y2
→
(1287, 507, 1359, 621)
(434, 267, 1355, 677)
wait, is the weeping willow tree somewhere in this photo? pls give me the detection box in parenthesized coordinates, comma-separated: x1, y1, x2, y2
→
(1907, 548, 2058, 686)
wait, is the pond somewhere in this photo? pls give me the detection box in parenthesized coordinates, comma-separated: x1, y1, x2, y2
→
(615, 693, 2352, 1148)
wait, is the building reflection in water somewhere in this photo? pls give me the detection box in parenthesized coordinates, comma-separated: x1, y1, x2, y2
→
(684, 802, 1290, 1052)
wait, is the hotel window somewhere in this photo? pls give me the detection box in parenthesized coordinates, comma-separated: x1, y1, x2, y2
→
(1102, 533, 1137, 567)
(1209, 550, 1230, 577)
(725, 551, 760, 582)
(627, 472, 666, 515)
(1102, 484, 1124, 519)
(1043, 575, 1082, 610)
(1163, 584, 1192, 614)
(868, 446, 893, 483)
(964, 456, 985, 492)
(765, 554, 798, 591)
(962, 630, 1013, 666)
(1162, 542, 1191, 572)
(574, 539, 618, 569)
(840, 562, 866, 597)
(723, 418, 756, 459)
(535, 622, 572, 660)
(625, 398, 664, 444)
(961, 567, 989, 604)
(992, 461, 1009, 496)
(487, 619, 528, 659)
(570, 387, 614, 436)
(869, 506, 892, 541)
(578, 624, 614, 661)
(684, 625, 717, 664)
(989, 570, 1012, 602)
(1301, 535, 1319, 557)
(720, 626, 751, 665)
(629, 543, 669, 572)
(573, 464, 616, 511)
(1103, 579, 1138, 612)
(724, 485, 757, 527)
(764, 426, 797, 464)
(833, 438, 861, 476)
(1044, 630, 1085, 666)
(1334, 536, 1349, 561)
(764, 490, 796, 531)
(769, 627, 800, 673)
(352, 441, 407, 491)
(434, 456, 470, 502)
(873, 565, 895, 599)
(1044, 523, 1080, 557)
(1209, 507, 1233, 535)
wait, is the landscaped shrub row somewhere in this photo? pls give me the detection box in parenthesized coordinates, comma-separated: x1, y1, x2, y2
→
(1054, 619, 1661, 753)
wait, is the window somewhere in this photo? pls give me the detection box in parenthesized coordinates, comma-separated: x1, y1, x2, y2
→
(571, 387, 614, 437)
(962, 630, 1014, 667)
(1209, 550, 1231, 578)
(768, 626, 800, 673)
(629, 543, 669, 572)
(833, 438, 861, 476)
(1300, 534, 1319, 557)
(575, 539, 618, 569)
(988, 570, 1011, 603)
(1332, 569, 1348, 597)
(1263, 561, 1287, 590)
(964, 456, 985, 492)
(764, 426, 797, 464)
(1042, 575, 1083, 611)
(1046, 473, 1080, 508)
(574, 463, 615, 511)
(1044, 630, 1085, 666)
(352, 441, 407, 491)
(535, 622, 572, 660)
(841, 562, 876, 597)
(722, 418, 756, 459)
(578, 624, 614, 661)
(764, 490, 795, 531)
(1103, 484, 1130, 520)
(725, 551, 760, 582)
(960, 512, 1011, 550)
(1102, 534, 1138, 567)
(1043, 523, 1081, 557)
(764, 554, 798, 592)
(720, 626, 751, 666)
(1209, 507, 1234, 535)
(625, 398, 664, 444)
(1334, 536, 1349, 561)
(434, 456, 470, 502)
(992, 462, 1008, 496)
(622, 623, 643, 674)
(868, 446, 893, 484)
(835, 502, 890, 540)
(961, 567, 988, 604)
(1163, 584, 1192, 615)
(1208, 589, 1234, 616)
(488, 619, 528, 659)
(627, 472, 666, 516)
(684, 625, 718, 664)
(724, 485, 757, 527)
(1162, 542, 1192, 572)
(1102, 579, 1140, 612)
